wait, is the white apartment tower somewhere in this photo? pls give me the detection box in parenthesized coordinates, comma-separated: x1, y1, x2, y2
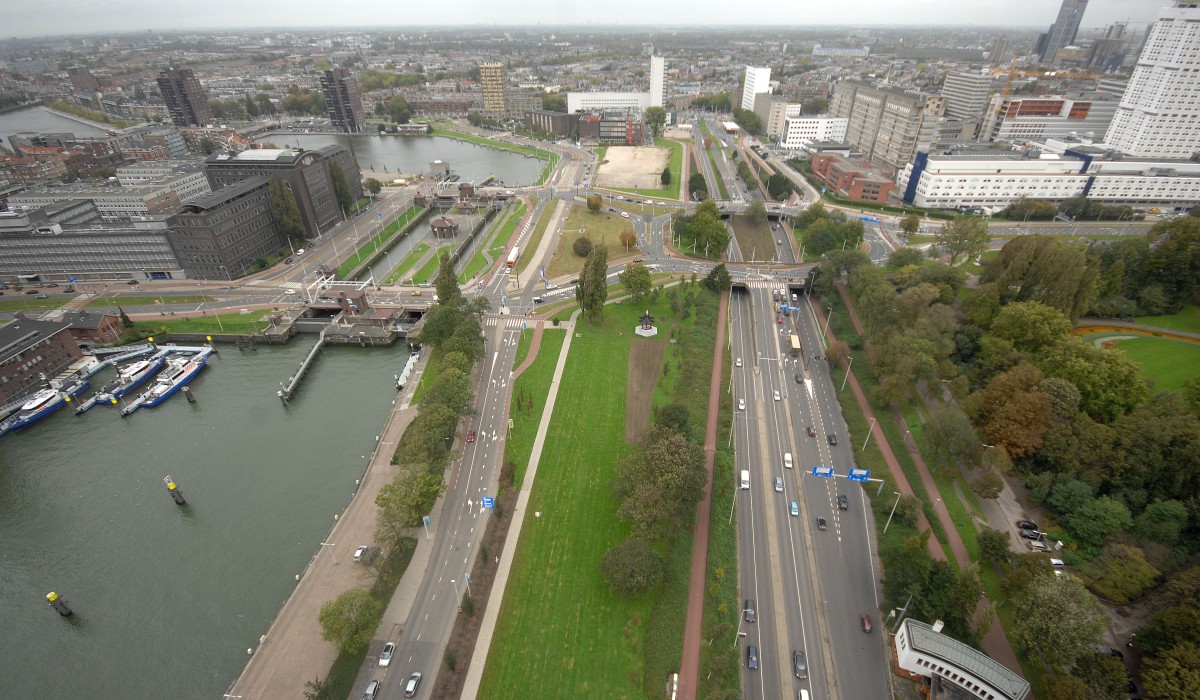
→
(741, 66, 772, 111)
(942, 71, 994, 120)
(1105, 1, 1200, 158)
(649, 55, 666, 108)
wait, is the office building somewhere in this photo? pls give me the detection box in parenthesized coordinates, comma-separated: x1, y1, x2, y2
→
(9, 169, 210, 222)
(524, 110, 580, 138)
(576, 110, 645, 145)
(753, 94, 801, 140)
(741, 66, 772, 111)
(1037, 0, 1089, 63)
(649, 55, 666, 108)
(0, 318, 85, 406)
(479, 62, 507, 117)
(830, 79, 944, 174)
(780, 117, 849, 150)
(895, 619, 1030, 700)
(204, 146, 362, 239)
(1105, 1, 1200, 159)
(982, 93, 1119, 143)
(156, 68, 212, 128)
(989, 36, 1012, 67)
(942, 72, 994, 120)
(320, 68, 366, 133)
(567, 92, 650, 113)
(0, 210, 183, 281)
(169, 176, 284, 280)
(811, 154, 895, 203)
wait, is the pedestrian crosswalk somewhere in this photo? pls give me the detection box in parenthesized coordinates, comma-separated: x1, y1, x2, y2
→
(484, 316, 534, 328)
(743, 280, 779, 289)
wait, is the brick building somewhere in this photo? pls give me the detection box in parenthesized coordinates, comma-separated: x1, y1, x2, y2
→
(811, 153, 895, 203)
(169, 176, 285, 280)
(0, 318, 85, 405)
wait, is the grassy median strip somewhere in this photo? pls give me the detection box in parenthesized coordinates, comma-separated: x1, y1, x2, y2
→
(86, 294, 214, 308)
(460, 200, 526, 284)
(515, 203, 555, 275)
(505, 329, 566, 487)
(411, 245, 453, 285)
(336, 204, 424, 278)
(384, 243, 430, 284)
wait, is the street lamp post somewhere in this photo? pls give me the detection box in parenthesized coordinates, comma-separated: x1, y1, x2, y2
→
(319, 542, 337, 565)
(841, 356, 854, 392)
(883, 492, 903, 534)
(451, 579, 461, 610)
(862, 417, 876, 451)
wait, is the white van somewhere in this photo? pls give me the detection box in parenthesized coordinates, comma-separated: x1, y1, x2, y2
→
(784, 452, 793, 469)
(799, 690, 810, 700)
(740, 470, 750, 490)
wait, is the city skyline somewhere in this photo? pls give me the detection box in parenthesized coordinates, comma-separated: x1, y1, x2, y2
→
(5, 0, 1169, 39)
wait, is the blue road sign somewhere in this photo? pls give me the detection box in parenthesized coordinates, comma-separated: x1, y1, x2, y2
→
(466, 573, 472, 585)
(69, 276, 77, 284)
(481, 496, 495, 509)
(811, 466, 835, 478)
(423, 515, 431, 526)
(858, 216, 881, 224)
(848, 468, 871, 482)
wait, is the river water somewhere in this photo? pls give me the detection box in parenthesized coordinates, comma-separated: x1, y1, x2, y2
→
(0, 340, 408, 698)
(0, 105, 110, 141)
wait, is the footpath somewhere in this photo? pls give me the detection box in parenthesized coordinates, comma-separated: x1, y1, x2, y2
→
(677, 289, 729, 700)
(830, 282, 1022, 674)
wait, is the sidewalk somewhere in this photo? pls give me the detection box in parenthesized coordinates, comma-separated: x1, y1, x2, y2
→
(458, 313, 578, 699)
(226, 386, 419, 699)
(678, 288, 729, 700)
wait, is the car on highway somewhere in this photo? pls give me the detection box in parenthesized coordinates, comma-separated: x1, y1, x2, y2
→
(790, 501, 799, 517)
(735, 357, 742, 367)
(744, 599, 756, 622)
(284, 289, 298, 295)
(776, 316, 783, 323)
(45, 282, 59, 288)
(838, 494, 849, 511)
(363, 679, 379, 700)
(827, 434, 838, 446)
(1019, 528, 1043, 540)
(816, 517, 827, 531)
(126, 279, 140, 285)
(621, 212, 630, 218)
(284, 257, 293, 265)
(1016, 519, 1038, 531)
(353, 546, 369, 562)
(861, 613, 873, 633)
(466, 430, 476, 443)
(773, 390, 781, 401)
(746, 645, 759, 670)
(794, 373, 802, 384)
(738, 398, 745, 411)
(793, 650, 808, 679)
(63, 287, 75, 293)
(403, 672, 423, 697)
(411, 290, 422, 296)
(24, 289, 37, 294)
(775, 477, 784, 493)
(806, 426, 816, 437)
(784, 452, 793, 469)
(378, 642, 395, 667)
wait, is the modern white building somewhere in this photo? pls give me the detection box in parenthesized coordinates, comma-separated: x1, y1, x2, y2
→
(895, 619, 1031, 700)
(983, 93, 1120, 143)
(9, 170, 211, 223)
(942, 71, 994, 120)
(741, 66, 772, 111)
(649, 55, 666, 108)
(897, 146, 1200, 209)
(566, 92, 650, 113)
(780, 116, 849, 150)
(1105, 1, 1200, 158)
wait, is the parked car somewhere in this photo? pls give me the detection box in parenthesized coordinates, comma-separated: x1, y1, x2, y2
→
(837, 494, 849, 511)
(794, 373, 802, 384)
(860, 613, 873, 633)
(284, 257, 294, 265)
(353, 546, 370, 562)
(1094, 645, 1125, 659)
(363, 679, 379, 700)
(24, 289, 37, 294)
(1019, 528, 1043, 540)
(63, 287, 75, 293)
(126, 279, 140, 285)
(379, 642, 395, 667)
(1016, 519, 1038, 531)
(1027, 540, 1050, 552)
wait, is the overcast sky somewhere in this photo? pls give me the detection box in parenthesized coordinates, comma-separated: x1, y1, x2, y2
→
(6, 0, 1173, 39)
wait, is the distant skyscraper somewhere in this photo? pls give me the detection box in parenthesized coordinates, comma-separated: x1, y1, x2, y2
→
(479, 63, 508, 117)
(942, 71, 993, 120)
(1037, 0, 1089, 63)
(320, 68, 365, 133)
(741, 66, 772, 112)
(989, 36, 1011, 67)
(1105, 1, 1200, 158)
(156, 68, 212, 127)
(649, 56, 666, 108)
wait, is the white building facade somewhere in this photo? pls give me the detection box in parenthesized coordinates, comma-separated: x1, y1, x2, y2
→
(741, 66, 772, 111)
(649, 55, 666, 108)
(896, 619, 1030, 700)
(942, 71, 994, 120)
(567, 91, 650, 113)
(780, 117, 849, 149)
(1105, 1, 1200, 158)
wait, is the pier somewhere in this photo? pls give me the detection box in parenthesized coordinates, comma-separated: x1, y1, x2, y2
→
(279, 330, 327, 403)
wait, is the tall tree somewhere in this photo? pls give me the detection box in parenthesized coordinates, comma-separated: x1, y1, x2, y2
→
(619, 263, 652, 305)
(989, 301, 1072, 353)
(615, 428, 706, 539)
(1141, 642, 1200, 700)
(1010, 573, 1106, 671)
(576, 244, 608, 322)
(977, 363, 1052, 459)
(900, 213, 921, 235)
(920, 406, 981, 472)
(600, 539, 665, 595)
(1037, 337, 1149, 422)
(269, 177, 307, 244)
(433, 252, 461, 307)
(389, 94, 411, 124)
(687, 172, 708, 200)
(980, 235, 1098, 321)
(747, 199, 767, 224)
(318, 588, 384, 654)
(643, 106, 667, 139)
(586, 193, 602, 213)
(935, 215, 990, 265)
(363, 178, 382, 196)
(328, 161, 354, 216)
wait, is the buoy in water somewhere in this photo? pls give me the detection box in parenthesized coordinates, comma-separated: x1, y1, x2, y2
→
(165, 475, 186, 505)
(182, 386, 195, 403)
(46, 591, 72, 616)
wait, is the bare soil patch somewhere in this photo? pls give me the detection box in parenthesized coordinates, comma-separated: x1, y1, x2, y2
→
(625, 331, 667, 444)
(594, 146, 670, 189)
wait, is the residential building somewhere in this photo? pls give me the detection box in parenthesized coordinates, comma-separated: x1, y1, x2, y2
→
(119, 140, 171, 162)
(811, 153, 895, 203)
(406, 96, 477, 118)
(741, 66, 772, 111)
(156, 68, 212, 128)
(0, 318, 85, 406)
(1105, 1, 1200, 159)
(895, 619, 1030, 700)
(830, 79, 944, 174)
(479, 62, 507, 117)
(942, 71, 994, 120)
(780, 116, 848, 150)
(505, 90, 542, 120)
(203, 146, 362, 239)
(168, 176, 283, 280)
(1037, 0, 1089, 64)
(524, 109, 580, 138)
(10, 169, 210, 222)
(811, 46, 870, 59)
(649, 55, 666, 108)
(0, 211, 183, 280)
(983, 93, 1120, 143)
(67, 66, 99, 93)
(320, 68, 366, 133)
(58, 311, 122, 347)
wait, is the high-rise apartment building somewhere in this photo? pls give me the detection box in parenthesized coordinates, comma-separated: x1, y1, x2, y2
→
(831, 79, 944, 174)
(479, 63, 507, 117)
(1105, 1, 1200, 158)
(649, 55, 666, 108)
(1037, 0, 1089, 63)
(320, 68, 365, 133)
(156, 68, 212, 128)
(989, 36, 1012, 67)
(68, 66, 99, 93)
(741, 66, 772, 112)
(942, 71, 994, 120)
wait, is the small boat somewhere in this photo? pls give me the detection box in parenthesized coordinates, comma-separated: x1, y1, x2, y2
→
(121, 349, 211, 416)
(1, 388, 67, 433)
(104, 357, 165, 400)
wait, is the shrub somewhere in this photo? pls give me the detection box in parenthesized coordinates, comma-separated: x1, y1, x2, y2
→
(573, 236, 593, 257)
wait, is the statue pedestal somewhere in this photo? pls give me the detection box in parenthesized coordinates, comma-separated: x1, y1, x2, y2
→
(634, 325, 658, 338)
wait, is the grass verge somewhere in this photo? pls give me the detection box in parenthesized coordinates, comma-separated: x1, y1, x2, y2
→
(1133, 302, 1200, 335)
(336, 204, 424, 278)
(505, 329, 567, 487)
(121, 309, 281, 338)
(409, 347, 442, 405)
(86, 294, 214, 308)
(545, 206, 638, 279)
(385, 243, 430, 284)
(411, 246, 453, 285)
(516, 204, 556, 276)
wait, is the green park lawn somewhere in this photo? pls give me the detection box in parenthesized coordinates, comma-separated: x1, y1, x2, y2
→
(460, 200, 526, 284)
(1134, 303, 1200, 335)
(1114, 336, 1200, 392)
(384, 243, 430, 284)
(410, 245, 453, 285)
(545, 206, 638, 279)
(505, 329, 567, 487)
(479, 301, 676, 699)
(86, 294, 214, 308)
(0, 298, 64, 312)
(336, 203, 424, 277)
(123, 309, 279, 337)
(430, 127, 558, 185)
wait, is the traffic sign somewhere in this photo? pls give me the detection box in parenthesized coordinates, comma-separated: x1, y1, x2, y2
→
(69, 276, 77, 283)
(481, 496, 495, 509)
(423, 515, 431, 527)
(811, 466, 834, 478)
(848, 468, 871, 482)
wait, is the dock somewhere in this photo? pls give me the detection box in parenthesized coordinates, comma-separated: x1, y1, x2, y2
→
(278, 331, 326, 404)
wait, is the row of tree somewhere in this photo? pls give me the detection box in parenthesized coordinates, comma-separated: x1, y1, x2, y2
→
(998, 195, 1137, 223)
(671, 200, 731, 259)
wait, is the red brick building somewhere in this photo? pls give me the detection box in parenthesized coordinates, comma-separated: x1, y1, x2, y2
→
(0, 318, 85, 405)
(811, 153, 895, 204)
(59, 311, 123, 347)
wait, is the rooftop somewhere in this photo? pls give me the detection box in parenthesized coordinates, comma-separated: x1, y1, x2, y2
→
(0, 318, 73, 365)
(903, 619, 1030, 700)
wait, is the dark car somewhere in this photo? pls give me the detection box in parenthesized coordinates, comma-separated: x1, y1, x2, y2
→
(794, 373, 802, 384)
(24, 289, 37, 294)
(284, 257, 294, 265)
(1016, 519, 1038, 531)
(1019, 528, 1043, 540)
(1095, 645, 1125, 659)
(63, 287, 75, 293)
(126, 279, 140, 285)
(827, 434, 838, 446)
(817, 517, 827, 531)
(837, 494, 849, 511)
(793, 650, 808, 679)
(806, 426, 816, 437)
(45, 282, 59, 288)
(746, 644, 759, 670)
(861, 613, 873, 633)
(744, 599, 756, 623)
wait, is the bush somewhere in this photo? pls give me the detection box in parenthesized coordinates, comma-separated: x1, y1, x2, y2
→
(573, 235, 593, 257)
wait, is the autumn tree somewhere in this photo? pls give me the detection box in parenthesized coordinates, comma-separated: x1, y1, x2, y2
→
(586, 193, 602, 213)
(318, 588, 384, 654)
(935, 215, 989, 265)
(977, 363, 1052, 459)
(619, 229, 637, 252)
(600, 539, 665, 595)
